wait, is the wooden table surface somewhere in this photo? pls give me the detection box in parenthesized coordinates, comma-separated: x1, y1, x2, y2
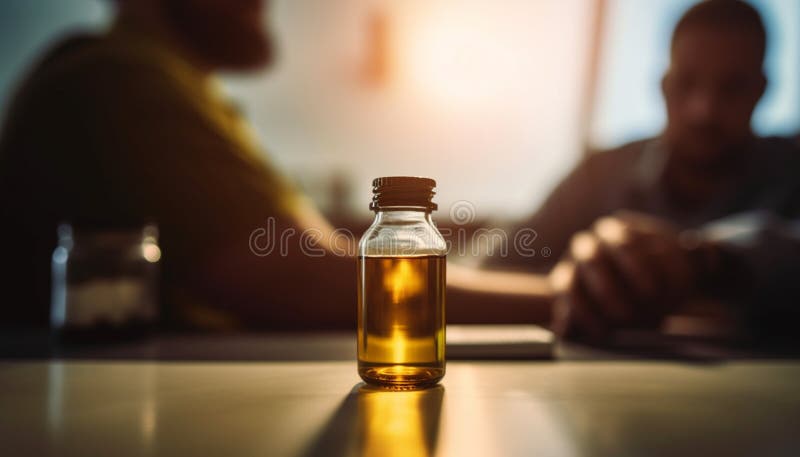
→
(2, 358, 799, 457)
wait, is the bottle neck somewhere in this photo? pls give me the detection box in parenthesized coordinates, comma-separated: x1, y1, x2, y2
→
(372, 209, 434, 224)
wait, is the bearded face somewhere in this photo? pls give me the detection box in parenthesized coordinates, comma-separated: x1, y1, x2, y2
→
(162, 0, 274, 71)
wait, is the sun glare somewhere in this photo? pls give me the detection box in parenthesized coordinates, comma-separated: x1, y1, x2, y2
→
(397, 6, 521, 111)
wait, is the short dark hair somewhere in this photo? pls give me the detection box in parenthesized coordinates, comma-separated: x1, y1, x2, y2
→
(671, 0, 766, 62)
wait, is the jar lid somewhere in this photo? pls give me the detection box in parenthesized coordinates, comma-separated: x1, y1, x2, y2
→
(370, 176, 438, 211)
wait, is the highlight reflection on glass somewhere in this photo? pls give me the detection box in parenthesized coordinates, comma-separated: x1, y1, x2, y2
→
(358, 385, 444, 457)
(383, 258, 424, 304)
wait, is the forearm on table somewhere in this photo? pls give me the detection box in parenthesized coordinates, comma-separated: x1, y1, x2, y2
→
(446, 262, 553, 324)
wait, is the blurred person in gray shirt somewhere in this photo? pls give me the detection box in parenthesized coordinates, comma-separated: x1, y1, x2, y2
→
(487, 0, 800, 345)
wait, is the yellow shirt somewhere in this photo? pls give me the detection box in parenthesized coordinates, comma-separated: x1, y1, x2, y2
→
(0, 18, 303, 328)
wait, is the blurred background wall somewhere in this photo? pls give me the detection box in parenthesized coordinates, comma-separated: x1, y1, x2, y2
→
(1, 0, 798, 223)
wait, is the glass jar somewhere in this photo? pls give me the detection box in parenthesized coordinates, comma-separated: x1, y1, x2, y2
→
(357, 177, 447, 388)
(51, 223, 161, 341)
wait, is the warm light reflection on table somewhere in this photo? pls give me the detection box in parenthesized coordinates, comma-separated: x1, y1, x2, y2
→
(359, 385, 443, 457)
(302, 383, 444, 457)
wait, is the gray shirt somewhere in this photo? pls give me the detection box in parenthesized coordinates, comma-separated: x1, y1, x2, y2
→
(486, 136, 800, 337)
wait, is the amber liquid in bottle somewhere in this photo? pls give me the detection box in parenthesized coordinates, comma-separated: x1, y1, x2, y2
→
(358, 255, 446, 388)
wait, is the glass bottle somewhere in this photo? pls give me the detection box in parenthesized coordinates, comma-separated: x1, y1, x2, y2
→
(51, 223, 161, 342)
(358, 177, 447, 388)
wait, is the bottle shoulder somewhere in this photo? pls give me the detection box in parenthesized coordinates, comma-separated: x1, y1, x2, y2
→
(359, 219, 447, 257)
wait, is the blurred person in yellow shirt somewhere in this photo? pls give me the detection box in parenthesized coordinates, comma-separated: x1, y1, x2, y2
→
(0, 0, 550, 330)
